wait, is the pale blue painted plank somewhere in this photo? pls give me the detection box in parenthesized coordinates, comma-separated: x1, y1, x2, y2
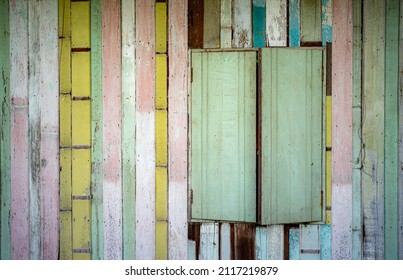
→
(322, 0, 332, 45)
(289, 227, 300, 260)
(289, 0, 301, 47)
(253, 0, 266, 47)
(255, 226, 269, 260)
(320, 224, 331, 259)
(300, 225, 320, 260)
(199, 223, 219, 260)
(220, 223, 231, 260)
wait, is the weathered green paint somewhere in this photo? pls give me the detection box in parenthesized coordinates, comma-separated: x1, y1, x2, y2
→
(122, 0, 136, 260)
(91, 0, 104, 260)
(289, 227, 300, 260)
(301, 0, 322, 43)
(191, 50, 257, 223)
(261, 48, 325, 225)
(289, 0, 301, 47)
(0, 0, 11, 260)
(384, 0, 399, 260)
(253, 0, 266, 48)
(300, 225, 320, 260)
(399, 0, 403, 260)
(203, 0, 220, 48)
(321, 0, 332, 45)
(352, 0, 363, 260)
(362, 0, 385, 260)
(220, 0, 231, 48)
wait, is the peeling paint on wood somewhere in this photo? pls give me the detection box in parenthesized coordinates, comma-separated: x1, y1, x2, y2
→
(199, 223, 219, 260)
(233, 0, 252, 48)
(320, 224, 331, 259)
(322, 0, 332, 45)
(300, 225, 320, 260)
(221, 0, 232, 48)
(266, 0, 287, 46)
(301, 0, 322, 43)
(289, 227, 300, 260)
(253, 0, 266, 47)
(267, 225, 284, 260)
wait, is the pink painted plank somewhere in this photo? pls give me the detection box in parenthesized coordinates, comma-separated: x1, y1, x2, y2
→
(332, 0, 353, 259)
(10, 0, 29, 260)
(168, 0, 188, 260)
(102, 0, 123, 260)
(135, 0, 156, 260)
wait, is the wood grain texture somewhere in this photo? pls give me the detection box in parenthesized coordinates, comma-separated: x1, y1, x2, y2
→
(255, 226, 269, 260)
(301, 0, 322, 43)
(103, 0, 122, 260)
(122, 0, 136, 260)
(289, 227, 300, 260)
(300, 225, 320, 260)
(233, 224, 255, 260)
(199, 223, 219, 260)
(71, 1, 90, 48)
(253, 0, 266, 47)
(362, 0, 385, 260)
(220, 0, 232, 48)
(204, 0, 220, 48)
(168, 0, 188, 260)
(266, 0, 287, 46)
(267, 225, 284, 259)
(400, 0, 403, 261)
(320, 224, 331, 259)
(156, 2, 167, 53)
(188, 0, 204, 49)
(91, 0, 104, 260)
(322, 0, 332, 45)
(332, 0, 353, 260)
(289, 0, 301, 47)
(136, 0, 155, 260)
(233, 0, 252, 48)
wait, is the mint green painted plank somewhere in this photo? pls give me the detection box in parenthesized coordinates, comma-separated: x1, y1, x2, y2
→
(289, 227, 300, 260)
(301, 0, 322, 43)
(352, 0, 363, 260)
(122, 0, 136, 260)
(384, 0, 399, 260)
(300, 225, 320, 260)
(191, 51, 257, 223)
(220, 0, 232, 48)
(261, 48, 325, 225)
(0, 0, 11, 260)
(399, 0, 403, 260)
(320, 224, 331, 259)
(91, 0, 104, 260)
(321, 0, 332, 45)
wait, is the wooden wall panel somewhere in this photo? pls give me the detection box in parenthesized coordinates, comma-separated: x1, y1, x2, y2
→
(288, 227, 300, 260)
(400, 0, 403, 261)
(255, 226, 269, 260)
(300, 225, 320, 260)
(103, 0, 122, 260)
(253, 0, 266, 47)
(199, 223, 219, 260)
(188, 0, 204, 49)
(322, 0, 332, 45)
(289, 0, 301, 47)
(204, 0, 220, 48)
(233, 0, 252, 48)
(233, 224, 255, 260)
(332, 0, 353, 260)
(221, 0, 232, 48)
(301, 0, 322, 44)
(266, 0, 287, 46)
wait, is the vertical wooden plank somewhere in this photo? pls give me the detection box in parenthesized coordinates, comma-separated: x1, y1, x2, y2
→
(0, 0, 11, 260)
(156, 221, 168, 260)
(136, 0, 155, 260)
(187, 240, 196, 260)
(59, 38, 71, 94)
(322, 0, 332, 46)
(168, 0, 188, 260)
(233, 224, 255, 260)
(399, 0, 403, 261)
(320, 224, 331, 259)
(204, 0, 220, 48)
(188, 0, 204, 49)
(289, 227, 300, 260)
(72, 52, 91, 98)
(71, 1, 90, 49)
(103, 0, 122, 260)
(233, 0, 252, 48)
(253, 0, 266, 48)
(156, 110, 167, 165)
(199, 223, 219, 260)
(266, 0, 287, 46)
(267, 225, 284, 260)
(289, 0, 301, 47)
(300, 225, 320, 260)
(384, 0, 399, 260)
(72, 199, 91, 260)
(60, 210, 72, 259)
(156, 2, 167, 53)
(220, 0, 232, 48)
(60, 149, 72, 259)
(156, 55, 167, 108)
(59, 0, 70, 38)
(362, 0, 385, 260)
(91, 0, 103, 260)
(122, 0, 136, 260)
(255, 227, 269, 260)
(332, 0, 353, 260)
(220, 223, 231, 260)
(301, 0, 322, 44)
(71, 100, 91, 146)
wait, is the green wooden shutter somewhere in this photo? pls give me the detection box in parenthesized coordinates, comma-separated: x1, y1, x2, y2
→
(191, 50, 257, 222)
(261, 48, 325, 225)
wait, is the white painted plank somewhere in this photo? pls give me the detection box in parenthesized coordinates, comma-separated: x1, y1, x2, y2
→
(220, 223, 231, 260)
(199, 223, 219, 260)
(267, 225, 284, 260)
(266, 0, 287, 46)
(233, 0, 252, 47)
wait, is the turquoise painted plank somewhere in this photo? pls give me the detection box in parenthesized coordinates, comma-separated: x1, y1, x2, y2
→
(352, 0, 363, 260)
(261, 48, 325, 225)
(399, 0, 403, 260)
(199, 223, 219, 260)
(255, 226, 269, 260)
(384, 0, 399, 260)
(91, 0, 104, 260)
(0, 0, 11, 260)
(320, 224, 331, 259)
(289, 0, 301, 47)
(253, 0, 266, 47)
(321, 0, 332, 45)
(289, 227, 300, 260)
(301, 0, 322, 43)
(300, 225, 320, 260)
(191, 51, 257, 223)
(122, 0, 136, 260)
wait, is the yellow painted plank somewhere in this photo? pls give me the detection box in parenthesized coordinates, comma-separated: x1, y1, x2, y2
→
(60, 94, 71, 146)
(326, 96, 332, 224)
(73, 253, 91, 260)
(72, 100, 91, 146)
(60, 148, 72, 210)
(72, 148, 91, 196)
(156, 54, 167, 109)
(58, 0, 71, 38)
(71, 1, 90, 48)
(156, 109, 167, 165)
(72, 199, 91, 250)
(60, 211, 72, 259)
(59, 38, 71, 93)
(156, 2, 167, 53)
(156, 221, 168, 260)
(326, 96, 332, 147)
(72, 52, 91, 97)
(156, 166, 167, 219)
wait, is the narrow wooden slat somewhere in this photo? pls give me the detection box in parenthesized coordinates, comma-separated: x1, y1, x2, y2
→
(72, 52, 91, 97)
(72, 199, 91, 259)
(72, 149, 91, 197)
(326, 96, 332, 224)
(220, 0, 232, 48)
(91, 0, 103, 260)
(255, 226, 268, 260)
(253, 0, 266, 48)
(136, 0, 155, 260)
(322, 0, 332, 46)
(122, 0, 136, 260)
(301, 0, 322, 43)
(59, 95, 71, 148)
(233, 0, 252, 48)
(168, 0, 188, 260)
(188, 0, 204, 49)
(267, 225, 284, 260)
(220, 223, 231, 260)
(156, 2, 167, 53)
(71, 1, 90, 48)
(300, 225, 320, 260)
(156, 167, 167, 220)
(204, 0, 220, 48)
(60, 211, 72, 259)
(362, 0, 385, 260)
(289, 0, 301, 47)
(156, 54, 167, 108)
(199, 223, 219, 260)
(332, 0, 353, 260)
(187, 240, 196, 260)
(103, 0, 122, 260)
(59, 38, 71, 94)
(233, 224, 255, 260)
(60, 149, 72, 211)
(289, 227, 300, 260)
(156, 221, 168, 260)
(384, 0, 399, 260)
(156, 110, 167, 165)
(320, 224, 331, 259)
(59, 0, 71, 38)
(266, 0, 287, 46)
(72, 100, 91, 146)
(399, 0, 403, 261)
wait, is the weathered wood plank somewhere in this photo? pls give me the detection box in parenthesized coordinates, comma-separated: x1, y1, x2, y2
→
(156, 221, 168, 260)
(220, 0, 232, 48)
(322, 0, 332, 45)
(199, 223, 219, 260)
(187, 240, 196, 260)
(58, 0, 70, 38)
(233, 224, 255, 260)
(399, 0, 403, 261)
(255, 226, 269, 260)
(168, 0, 188, 260)
(156, 110, 167, 166)
(72, 199, 91, 259)
(301, 0, 322, 44)
(220, 223, 231, 260)
(91, 0, 104, 260)
(156, 2, 167, 53)
(122, 0, 136, 260)
(204, 0, 220, 48)
(71, 1, 90, 49)
(59, 38, 71, 94)
(136, 0, 155, 260)
(320, 224, 331, 259)
(188, 0, 204, 49)
(332, 0, 353, 260)
(156, 55, 167, 109)
(384, 0, 399, 260)
(362, 0, 385, 260)
(60, 149, 72, 259)
(72, 99, 91, 146)
(300, 225, 320, 260)
(233, 0, 252, 48)
(72, 52, 90, 98)
(289, 0, 301, 47)
(103, 0, 122, 260)
(267, 225, 284, 260)
(253, 0, 266, 47)
(60, 211, 72, 259)
(266, 0, 287, 46)
(289, 227, 300, 260)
